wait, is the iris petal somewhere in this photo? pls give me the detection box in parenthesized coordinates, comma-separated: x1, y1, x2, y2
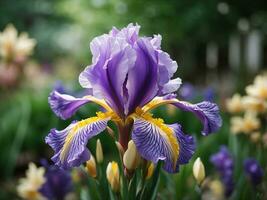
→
(142, 97, 222, 135)
(49, 90, 111, 120)
(79, 35, 136, 116)
(45, 112, 110, 169)
(131, 115, 195, 173)
(171, 100, 222, 135)
(126, 38, 159, 113)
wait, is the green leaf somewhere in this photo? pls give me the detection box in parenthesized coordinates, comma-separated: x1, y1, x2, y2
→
(140, 162, 162, 200)
(108, 185, 116, 200)
(128, 172, 138, 200)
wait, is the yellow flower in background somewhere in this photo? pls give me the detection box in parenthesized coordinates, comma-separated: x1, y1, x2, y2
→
(0, 24, 36, 62)
(246, 74, 267, 100)
(226, 94, 243, 113)
(242, 96, 266, 113)
(250, 132, 261, 143)
(202, 179, 224, 200)
(17, 163, 46, 200)
(193, 157, 205, 184)
(230, 112, 260, 134)
(209, 179, 224, 197)
(230, 116, 244, 134)
(106, 161, 120, 192)
(123, 140, 141, 171)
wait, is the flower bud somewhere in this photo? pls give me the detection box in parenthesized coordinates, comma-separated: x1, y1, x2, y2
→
(107, 126, 115, 139)
(115, 141, 124, 158)
(145, 162, 154, 180)
(96, 139, 103, 163)
(123, 140, 141, 171)
(86, 155, 97, 178)
(193, 157, 205, 184)
(106, 161, 120, 192)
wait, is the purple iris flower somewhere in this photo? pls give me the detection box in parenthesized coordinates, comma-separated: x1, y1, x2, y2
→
(45, 23, 222, 173)
(210, 146, 234, 197)
(39, 160, 73, 200)
(244, 158, 264, 186)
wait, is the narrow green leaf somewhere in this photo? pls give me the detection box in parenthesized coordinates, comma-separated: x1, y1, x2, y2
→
(128, 172, 138, 200)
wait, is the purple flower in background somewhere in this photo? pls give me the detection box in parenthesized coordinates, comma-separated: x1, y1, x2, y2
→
(46, 23, 222, 173)
(178, 83, 195, 100)
(203, 87, 215, 102)
(244, 158, 264, 186)
(39, 160, 73, 200)
(53, 81, 67, 94)
(210, 146, 234, 197)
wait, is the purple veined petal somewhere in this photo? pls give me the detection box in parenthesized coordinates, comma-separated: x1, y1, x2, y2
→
(131, 115, 195, 173)
(45, 113, 110, 169)
(126, 38, 159, 114)
(49, 90, 112, 120)
(171, 100, 222, 135)
(142, 97, 222, 135)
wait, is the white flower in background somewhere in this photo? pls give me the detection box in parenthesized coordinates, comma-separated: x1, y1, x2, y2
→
(226, 94, 243, 113)
(246, 74, 267, 100)
(17, 163, 46, 200)
(0, 24, 36, 62)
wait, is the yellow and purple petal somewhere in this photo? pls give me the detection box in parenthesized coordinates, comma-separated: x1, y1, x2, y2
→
(45, 113, 110, 169)
(131, 115, 195, 173)
(143, 96, 222, 135)
(49, 91, 90, 120)
(49, 90, 112, 120)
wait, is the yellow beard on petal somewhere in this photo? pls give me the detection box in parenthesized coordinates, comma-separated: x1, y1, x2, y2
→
(60, 112, 111, 162)
(134, 107, 180, 169)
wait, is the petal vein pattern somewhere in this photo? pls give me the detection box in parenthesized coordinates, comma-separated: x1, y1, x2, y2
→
(142, 97, 222, 135)
(45, 112, 111, 169)
(132, 113, 179, 170)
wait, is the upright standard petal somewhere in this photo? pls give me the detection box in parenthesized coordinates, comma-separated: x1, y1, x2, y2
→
(143, 97, 222, 135)
(45, 112, 110, 169)
(79, 34, 136, 116)
(126, 38, 159, 113)
(49, 90, 112, 120)
(131, 114, 195, 173)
